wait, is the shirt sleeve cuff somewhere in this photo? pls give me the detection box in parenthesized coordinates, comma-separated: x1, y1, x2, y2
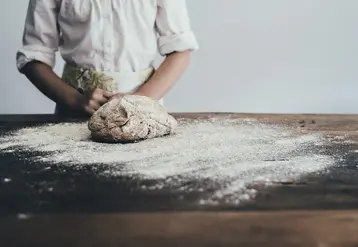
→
(16, 48, 56, 73)
(158, 30, 199, 56)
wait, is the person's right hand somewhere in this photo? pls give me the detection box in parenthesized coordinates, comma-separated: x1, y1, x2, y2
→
(79, 88, 114, 115)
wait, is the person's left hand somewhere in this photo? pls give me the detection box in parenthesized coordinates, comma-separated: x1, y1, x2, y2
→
(109, 93, 127, 101)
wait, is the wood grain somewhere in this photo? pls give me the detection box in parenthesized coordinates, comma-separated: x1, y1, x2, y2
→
(1, 114, 358, 246)
(1, 211, 358, 247)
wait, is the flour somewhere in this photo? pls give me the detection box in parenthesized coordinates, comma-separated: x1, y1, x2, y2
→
(0, 118, 336, 205)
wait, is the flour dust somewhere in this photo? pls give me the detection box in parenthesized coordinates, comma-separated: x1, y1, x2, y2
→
(0, 118, 337, 205)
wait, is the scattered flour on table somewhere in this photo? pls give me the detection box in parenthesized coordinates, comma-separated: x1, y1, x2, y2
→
(0, 118, 336, 205)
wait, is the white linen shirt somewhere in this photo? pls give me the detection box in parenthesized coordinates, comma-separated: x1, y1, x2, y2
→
(16, 0, 199, 73)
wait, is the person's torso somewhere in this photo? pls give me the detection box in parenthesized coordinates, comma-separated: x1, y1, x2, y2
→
(55, 0, 160, 72)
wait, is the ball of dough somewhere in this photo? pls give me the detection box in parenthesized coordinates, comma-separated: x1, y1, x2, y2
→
(88, 95, 177, 143)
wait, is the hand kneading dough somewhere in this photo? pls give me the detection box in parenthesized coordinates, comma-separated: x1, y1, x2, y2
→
(88, 95, 177, 143)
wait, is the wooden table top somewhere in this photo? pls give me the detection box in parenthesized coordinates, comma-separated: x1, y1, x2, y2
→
(1, 113, 358, 247)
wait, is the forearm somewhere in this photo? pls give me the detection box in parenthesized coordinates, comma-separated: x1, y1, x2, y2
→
(22, 61, 84, 109)
(135, 51, 191, 100)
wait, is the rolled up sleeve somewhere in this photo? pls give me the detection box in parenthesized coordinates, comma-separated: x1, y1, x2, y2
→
(156, 0, 199, 56)
(16, 0, 60, 72)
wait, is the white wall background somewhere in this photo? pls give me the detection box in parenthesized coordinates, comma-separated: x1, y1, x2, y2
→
(1, 0, 358, 114)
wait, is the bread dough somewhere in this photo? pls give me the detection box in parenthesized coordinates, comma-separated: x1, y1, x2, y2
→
(88, 95, 177, 143)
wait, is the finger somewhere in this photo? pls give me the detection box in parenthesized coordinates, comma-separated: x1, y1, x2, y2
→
(93, 90, 113, 102)
(88, 100, 101, 111)
(84, 88, 100, 98)
(97, 96, 109, 105)
(109, 96, 119, 101)
(88, 88, 107, 102)
(92, 88, 103, 93)
(110, 93, 124, 101)
(103, 91, 114, 98)
(85, 107, 96, 116)
(91, 93, 108, 104)
(91, 88, 104, 99)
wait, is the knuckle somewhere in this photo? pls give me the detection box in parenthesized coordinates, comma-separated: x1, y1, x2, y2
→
(91, 92, 99, 100)
(92, 101, 100, 108)
(92, 89, 102, 97)
(89, 100, 96, 107)
(94, 88, 103, 94)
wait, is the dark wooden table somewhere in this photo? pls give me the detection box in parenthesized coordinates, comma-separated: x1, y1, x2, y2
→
(1, 113, 358, 247)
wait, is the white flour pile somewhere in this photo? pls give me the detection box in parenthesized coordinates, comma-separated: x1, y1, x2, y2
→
(0, 118, 336, 205)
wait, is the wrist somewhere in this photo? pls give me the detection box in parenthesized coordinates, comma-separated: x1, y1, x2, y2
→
(63, 90, 85, 111)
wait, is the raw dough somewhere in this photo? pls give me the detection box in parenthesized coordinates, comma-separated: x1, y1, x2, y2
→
(88, 95, 177, 143)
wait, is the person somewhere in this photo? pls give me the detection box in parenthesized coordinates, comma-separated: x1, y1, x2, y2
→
(16, 0, 199, 117)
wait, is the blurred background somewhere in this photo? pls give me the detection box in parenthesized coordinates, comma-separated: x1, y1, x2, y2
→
(1, 0, 358, 114)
